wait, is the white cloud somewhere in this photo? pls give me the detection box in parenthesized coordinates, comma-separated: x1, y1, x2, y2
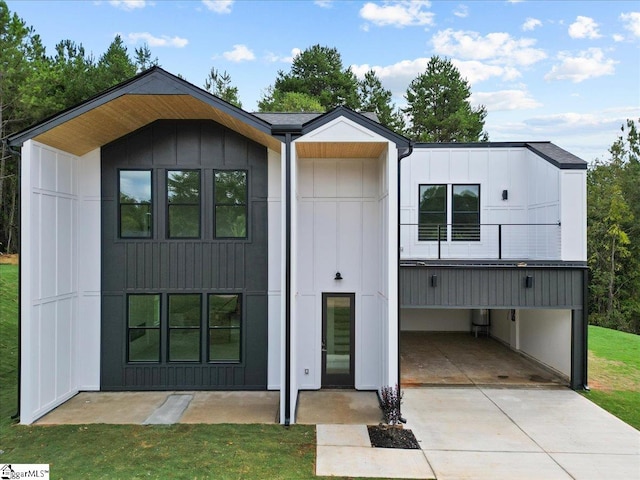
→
(452, 60, 521, 83)
(127, 32, 188, 48)
(314, 0, 333, 7)
(522, 17, 541, 31)
(109, 0, 147, 10)
(202, 0, 233, 14)
(568, 16, 601, 39)
(471, 90, 542, 111)
(620, 12, 640, 37)
(265, 48, 301, 63)
(222, 44, 255, 62)
(453, 5, 468, 18)
(545, 48, 616, 83)
(431, 29, 547, 66)
(612, 34, 625, 42)
(359, 1, 435, 28)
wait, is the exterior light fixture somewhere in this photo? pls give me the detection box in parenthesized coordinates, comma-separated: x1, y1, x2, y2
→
(431, 274, 438, 287)
(525, 275, 534, 288)
(502, 189, 508, 200)
(335, 272, 343, 280)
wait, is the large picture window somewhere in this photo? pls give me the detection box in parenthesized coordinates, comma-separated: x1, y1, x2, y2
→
(128, 294, 160, 362)
(214, 170, 247, 238)
(167, 170, 201, 238)
(208, 294, 241, 362)
(418, 184, 447, 241)
(452, 184, 480, 241)
(168, 294, 201, 362)
(119, 170, 152, 238)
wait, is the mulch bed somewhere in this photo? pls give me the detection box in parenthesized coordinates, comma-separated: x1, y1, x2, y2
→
(367, 425, 420, 449)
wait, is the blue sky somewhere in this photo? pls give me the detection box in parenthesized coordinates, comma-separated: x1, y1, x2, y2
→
(7, 0, 639, 162)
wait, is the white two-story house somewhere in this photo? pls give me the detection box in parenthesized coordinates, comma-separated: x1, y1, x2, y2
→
(9, 67, 587, 425)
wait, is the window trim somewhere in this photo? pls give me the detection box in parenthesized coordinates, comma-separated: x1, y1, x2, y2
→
(118, 169, 153, 239)
(213, 169, 248, 240)
(207, 293, 242, 363)
(451, 183, 481, 242)
(126, 293, 161, 363)
(418, 183, 447, 242)
(166, 169, 202, 239)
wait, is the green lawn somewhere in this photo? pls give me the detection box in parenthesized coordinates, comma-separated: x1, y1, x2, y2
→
(581, 325, 640, 430)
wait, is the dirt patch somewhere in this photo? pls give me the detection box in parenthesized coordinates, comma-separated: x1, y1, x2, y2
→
(588, 351, 640, 392)
(0, 254, 19, 265)
(367, 425, 420, 449)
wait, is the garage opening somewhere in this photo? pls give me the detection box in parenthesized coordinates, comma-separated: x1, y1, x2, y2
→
(400, 308, 570, 387)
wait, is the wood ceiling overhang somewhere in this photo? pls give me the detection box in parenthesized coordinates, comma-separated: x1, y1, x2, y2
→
(32, 94, 282, 156)
(296, 141, 388, 159)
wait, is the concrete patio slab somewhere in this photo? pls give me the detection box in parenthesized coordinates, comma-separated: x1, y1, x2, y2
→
(482, 388, 640, 455)
(296, 390, 381, 424)
(179, 391, 279, 424)
(316, 445, 435, 479)
(317, 424, 371, 447)
(423, 450, 572, 480)
(402, 388, 542, 452)
(35, 392, 170, 424)
(143, 393, 193, 425)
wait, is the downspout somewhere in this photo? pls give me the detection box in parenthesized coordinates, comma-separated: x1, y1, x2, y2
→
(397, 143, 413, 421)
(284, 132, 292, 425)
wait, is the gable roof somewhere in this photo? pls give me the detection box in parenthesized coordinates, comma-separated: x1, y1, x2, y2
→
(9, 67, 410, 157)
(8, 66, 280, 155)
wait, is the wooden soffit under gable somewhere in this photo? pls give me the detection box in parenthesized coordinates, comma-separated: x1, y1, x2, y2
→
(32, 94, 282, 156)
(296, 142, 388, 158)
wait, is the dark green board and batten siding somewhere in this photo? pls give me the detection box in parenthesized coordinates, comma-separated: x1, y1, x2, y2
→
(400, 266, 585, 309)
(101, 119, 268, 390)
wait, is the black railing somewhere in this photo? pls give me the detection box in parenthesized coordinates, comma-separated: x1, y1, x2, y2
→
(401, 222, 562, 260)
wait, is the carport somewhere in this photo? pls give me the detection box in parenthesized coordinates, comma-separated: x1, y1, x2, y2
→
(399, 263, 589, 389)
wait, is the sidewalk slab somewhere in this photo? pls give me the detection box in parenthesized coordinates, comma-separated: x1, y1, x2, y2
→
(179, 391, 279, 424)
(316, 445, 435, 479)
(317, 424, 371, 447)
(423, 450, 572, 480)
(552, 453, 640, 480)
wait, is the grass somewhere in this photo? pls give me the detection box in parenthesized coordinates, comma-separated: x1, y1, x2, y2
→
(581, 325, 640, 430)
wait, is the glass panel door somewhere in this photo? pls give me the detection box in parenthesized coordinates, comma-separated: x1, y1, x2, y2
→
(322, 293, 355, 387)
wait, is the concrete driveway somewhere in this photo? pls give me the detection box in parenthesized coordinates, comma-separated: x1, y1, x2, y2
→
(317, 387, 640, 479)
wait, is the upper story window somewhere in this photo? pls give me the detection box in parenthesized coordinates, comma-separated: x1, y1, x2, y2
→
(452, 185, 480, 241)
(418, 184, 480, 242)
(418, 184, 447, 241)
(167, 170, 201, 238)
(119, 170, 152, 238)
(214, 170, 247, 238)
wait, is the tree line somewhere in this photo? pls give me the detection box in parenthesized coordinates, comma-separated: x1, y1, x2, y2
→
(1, 1, 637, 333)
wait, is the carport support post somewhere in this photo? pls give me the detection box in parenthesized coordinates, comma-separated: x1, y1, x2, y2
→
(397, 144, 413, 418)
(570, 268, 589, 389)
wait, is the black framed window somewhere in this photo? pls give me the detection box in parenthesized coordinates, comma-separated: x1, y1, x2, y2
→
(167, 170, 201, 238)
(168, 294, 201, 362)
(214, 170, 247, 238)
(208, 294, 241, 362)
(119, 170, 152, 238)
(418, 184, 447, 241)
(452, 184, 480, 241)
(128, 294, 160, 362)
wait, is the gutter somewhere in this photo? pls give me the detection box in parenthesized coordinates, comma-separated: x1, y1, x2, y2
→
(396, 143, 413, 422)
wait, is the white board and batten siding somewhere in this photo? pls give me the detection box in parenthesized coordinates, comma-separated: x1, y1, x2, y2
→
(399, 146, 586, 261)
(267, 148, 282, 391)
(20, 140, 101, 425)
